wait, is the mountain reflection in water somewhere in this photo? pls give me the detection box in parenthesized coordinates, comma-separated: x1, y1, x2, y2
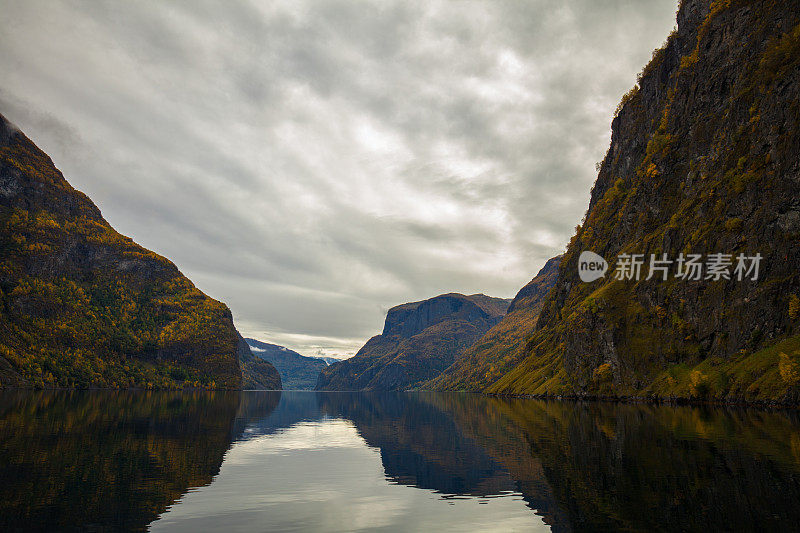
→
(1, 390, 800, 531)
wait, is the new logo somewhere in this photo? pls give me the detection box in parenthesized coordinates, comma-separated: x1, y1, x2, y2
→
(578, 251, 608, 282)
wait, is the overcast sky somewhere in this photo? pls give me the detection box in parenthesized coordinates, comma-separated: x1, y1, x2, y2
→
(0, 0, 678, 358)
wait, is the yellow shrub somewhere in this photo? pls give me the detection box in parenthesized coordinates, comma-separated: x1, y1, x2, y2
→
(593, 363, 613, 383)
(690, 370, 709, 396)
(614, 85, 639, 118)
(789, 295, 800, 321)
(779, 351, 800, 385)
(724, 218, 743, 232)
(680, 49, 699, 70)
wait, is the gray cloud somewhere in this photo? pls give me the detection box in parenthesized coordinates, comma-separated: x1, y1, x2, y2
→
(0, 0, 678, 357)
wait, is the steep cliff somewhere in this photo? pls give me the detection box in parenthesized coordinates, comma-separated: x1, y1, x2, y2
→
(316, 293, 511, 391)
(0, 113, 280, 390)
(466, 0, 800, 403)
(245, 338, 327, 390)
(425, 256, 561, 391)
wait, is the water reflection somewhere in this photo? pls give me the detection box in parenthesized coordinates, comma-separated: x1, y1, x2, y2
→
(0, 390, 255, 532)
(450, 397, 800, 532)
(1, 390, 800, 531)
(318, 392, 519, 497)
(152, 392, 539, 532)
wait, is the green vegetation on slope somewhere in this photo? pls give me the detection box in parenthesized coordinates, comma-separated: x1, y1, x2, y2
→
(437, 0, 800, 404)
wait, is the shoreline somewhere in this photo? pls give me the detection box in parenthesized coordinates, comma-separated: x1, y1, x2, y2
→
(482, 391, 800, 411)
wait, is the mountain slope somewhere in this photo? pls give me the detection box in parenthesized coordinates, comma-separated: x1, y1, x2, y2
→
(0, 113, 280, 390)
(425, 256, 561, 391)
(471, 0, 800, 402)
(239, 335, 282, 390)
(316, 293, 511, 391)
(245, 338, 327, 390)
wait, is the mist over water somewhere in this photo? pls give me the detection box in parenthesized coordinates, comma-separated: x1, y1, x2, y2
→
(2, 391, 800, 531)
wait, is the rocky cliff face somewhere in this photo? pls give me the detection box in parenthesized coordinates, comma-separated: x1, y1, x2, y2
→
(478, 0, 800, 402)
(245, 338, 327, 390)
(0, 113, 280, 389)
(425, 256, 561, 391)
(316, 293, 511, 391)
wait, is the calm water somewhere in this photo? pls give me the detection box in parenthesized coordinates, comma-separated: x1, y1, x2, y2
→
(2, 391, 800, 532)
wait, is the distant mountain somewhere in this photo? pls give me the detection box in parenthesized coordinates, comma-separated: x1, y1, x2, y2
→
(239, 336, 282, 390)
(425, 256, 561, 391)
(0, 113, 280, 390)
(245, 338, 327, 390)
(316, 293, 511, 391)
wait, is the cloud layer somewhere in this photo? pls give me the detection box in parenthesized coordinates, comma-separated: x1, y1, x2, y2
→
(0, 0, 678, 357)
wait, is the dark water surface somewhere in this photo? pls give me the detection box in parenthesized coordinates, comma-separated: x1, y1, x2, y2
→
(2, 391, 800, 532)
